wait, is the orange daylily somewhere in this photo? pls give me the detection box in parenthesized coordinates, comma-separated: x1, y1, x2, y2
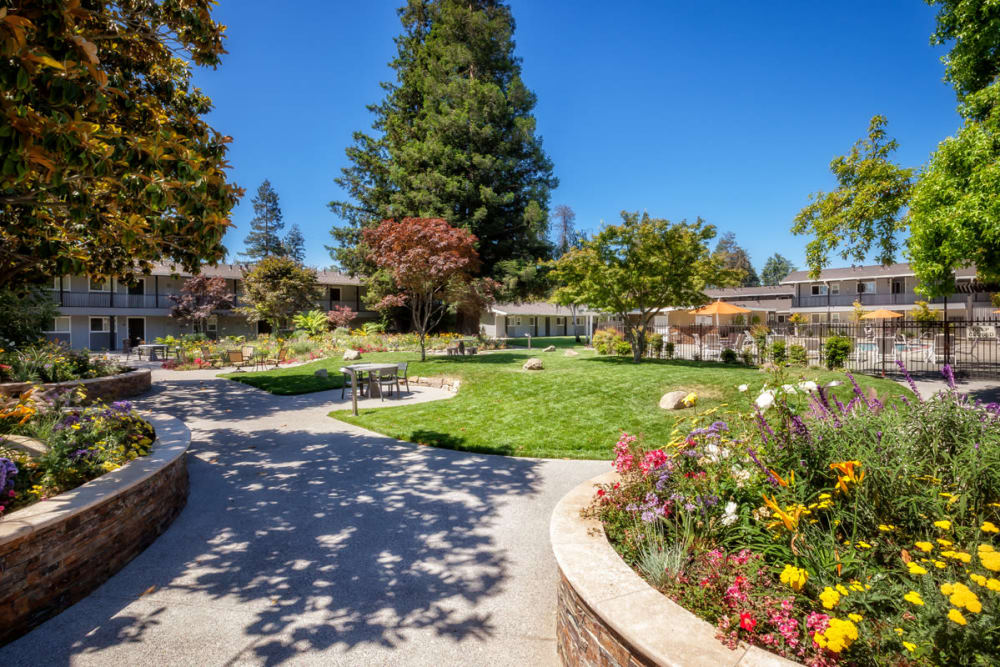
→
(830, 460, 865, 493)
(770, 469, 795, 487)
(762, 494, 803, 532)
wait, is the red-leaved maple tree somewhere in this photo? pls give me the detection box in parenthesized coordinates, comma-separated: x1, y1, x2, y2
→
(364, 217, 488, 360)
(168, 276, 234, 334)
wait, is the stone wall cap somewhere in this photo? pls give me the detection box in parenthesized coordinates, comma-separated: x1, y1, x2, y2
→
(0, 413, 190, 540)
(0, 368, 151, 393)
(551, 470, 799, 667)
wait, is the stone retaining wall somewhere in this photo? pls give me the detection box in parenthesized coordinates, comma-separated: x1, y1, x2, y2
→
(0, 413, 190, 646)
(551, 471, 797, 667)
(0, 368, 152, 404)
(409, 375, 461, 393)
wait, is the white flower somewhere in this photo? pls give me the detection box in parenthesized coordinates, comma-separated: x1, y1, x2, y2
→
(755, 389, 775, 410)
(826, 380, 842, 387)
(704, 444, 731, 463)
(731, 465, 751, 487)
(797, 380, 818, 392)
(781, 384, 798, 395)
(721, 501, 739, 526)
(737, 384, 748, 393)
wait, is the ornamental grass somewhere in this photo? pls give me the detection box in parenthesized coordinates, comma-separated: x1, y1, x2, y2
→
(590, 364, 1000, 665)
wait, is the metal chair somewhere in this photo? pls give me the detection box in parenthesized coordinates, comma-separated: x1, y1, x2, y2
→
(396, 361, 409, 393)
(227, 349, 247, 371)
(340, 367, 363, 400)
(375, 366, 398, 401)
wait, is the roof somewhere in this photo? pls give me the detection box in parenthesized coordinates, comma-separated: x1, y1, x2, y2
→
(704, 285, 794, 298)
(491, 302, 603, 317)
(782, 262, 977, 284)
(143, 262, 362, 286)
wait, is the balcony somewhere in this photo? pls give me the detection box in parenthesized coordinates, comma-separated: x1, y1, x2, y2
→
(50, 291, 166, 309)
(793, 292, 962, 309)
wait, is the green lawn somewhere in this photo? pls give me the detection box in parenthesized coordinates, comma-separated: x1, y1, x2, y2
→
(223, 346, 908, 460)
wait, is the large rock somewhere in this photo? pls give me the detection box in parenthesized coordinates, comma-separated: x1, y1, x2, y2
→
(343, 349, 361, 361)
(314, 368, 329, 378)
(564, 349, 579, 357)
(543, 345, 557, 352)
(523, 358, 544, 371)
(659, 390, 690, 410)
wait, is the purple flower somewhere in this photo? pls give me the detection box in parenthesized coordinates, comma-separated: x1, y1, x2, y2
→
(896, 360, 922, 401)
(641, 510, 656, 523)
(942, 364, 956, 390)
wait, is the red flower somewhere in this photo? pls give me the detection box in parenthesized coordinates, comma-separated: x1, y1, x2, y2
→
(596, 489, 606, 497)
(739, 612, 756, 632)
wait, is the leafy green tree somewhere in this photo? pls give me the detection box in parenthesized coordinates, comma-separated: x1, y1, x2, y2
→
(328, 0, 557, 281)
(0, 1, 241, 289)
(0, 288, 59, 346)
(550, 211, 736, 363)
(241, 180, 286, 260)
(927, 0, 1000, 113)
(792, 116, 915, 278)
(283, 224, 307, 263)
(714, 232, 760, 287)
(760, 254, 796, 286)
(238, 257, 320, 332)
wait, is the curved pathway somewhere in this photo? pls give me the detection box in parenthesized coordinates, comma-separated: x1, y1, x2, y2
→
(1, 370, 606, 666)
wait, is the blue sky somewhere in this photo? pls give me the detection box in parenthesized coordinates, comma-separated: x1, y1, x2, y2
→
(193, 0, 960, 273)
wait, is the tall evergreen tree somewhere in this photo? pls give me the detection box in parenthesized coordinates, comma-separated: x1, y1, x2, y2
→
(551, 204, 578, 257)
(714, 232, 760, 287)
(283, 224, 306, 263)
(760, 253, 795, 286)
(241, 180, 285, 260)
(328, 0, 558, 280)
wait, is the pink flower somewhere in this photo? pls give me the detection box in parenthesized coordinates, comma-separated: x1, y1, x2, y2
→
(639, 449, 669, 475)
(739, 612, 756, 632)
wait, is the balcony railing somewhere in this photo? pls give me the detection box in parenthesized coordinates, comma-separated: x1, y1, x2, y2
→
(792, 293, 960, 309)
(50, 291, 166, 309)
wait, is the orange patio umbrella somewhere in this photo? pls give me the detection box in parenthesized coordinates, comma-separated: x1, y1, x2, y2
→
(860, 309, 903, 320)
(690, 300, 751, 328)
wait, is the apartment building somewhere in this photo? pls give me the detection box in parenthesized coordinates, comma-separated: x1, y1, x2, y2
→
(43, 263, 375, 350)
(781, 263, 993, 323)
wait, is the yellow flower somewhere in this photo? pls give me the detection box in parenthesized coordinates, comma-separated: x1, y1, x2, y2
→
(856, 541, 872, 549)
(835, 584, 849, 596)
(903, 641, 916, 652)
(878, 524, 895, 532)
(979, 545, 1000, 572)
(848, 581, 866, 592)
(970, 573, 987, 586)
(982, 521, 999, 534)
(934, 560, 947, 569)
(944, 583, 982, 613)
(894, 627, 904, 636)
(934, 520, 952, 530)
(987, 578, 1000, 592)
(937, 538, 954, 547)
(904, 590, 925, 606)
(915, 541, 934, 552)
(907, 562, 928, 575)
(942, 550, 972, 563)
(948, 608, 967, 625)
(779, 564, 808, 592)
(682, 392, 698, 407)
(848, 613, 863, 622)
(819, 587, 842, 609)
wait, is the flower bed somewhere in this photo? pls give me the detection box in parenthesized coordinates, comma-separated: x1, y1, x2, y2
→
(0, 391, 155, 518)
(589, 365, 1000, 664)
(0, 341, 128, 384)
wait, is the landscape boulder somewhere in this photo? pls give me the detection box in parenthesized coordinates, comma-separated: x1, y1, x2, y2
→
(343, 349, 361, 361)
(543, 345, 556, 352)
(314, 368, 329, 378)
(658, 390, 690, 410)
(523, 358, 544, 371)
(564, 349, 579, 357)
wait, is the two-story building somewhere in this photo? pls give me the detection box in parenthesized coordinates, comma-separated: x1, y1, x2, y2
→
(43, 263, 375, 350)
(781, 263, 994, 323)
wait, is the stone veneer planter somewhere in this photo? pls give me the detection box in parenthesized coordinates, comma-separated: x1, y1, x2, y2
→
(0, 413, 190, 646)
(0, 368, 152, 404)
(551, 471, 798, 667)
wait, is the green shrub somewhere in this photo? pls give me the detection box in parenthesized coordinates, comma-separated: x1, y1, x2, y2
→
(769, 339, 787, 364)
(788, 344, 808, 366)
(663, 341, 675, 359)
(741, 349, 754, 366)
(292, 309, 329, 336)
(593, 328, 624, 355)
(720, 348, 738, 364)
(823, 334, 852, 369)
(615, 340, 633, 356)
(644, 332, 663, 356)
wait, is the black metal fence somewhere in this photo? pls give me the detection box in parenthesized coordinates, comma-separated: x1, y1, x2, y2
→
(602, 319, 1000, 378)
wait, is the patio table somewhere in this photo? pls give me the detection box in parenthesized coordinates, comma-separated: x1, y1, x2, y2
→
(343, 363, 399, 399)
(136, 343, 168, 361)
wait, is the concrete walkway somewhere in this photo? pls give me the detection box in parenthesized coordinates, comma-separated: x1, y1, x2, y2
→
(1, 370, 607, 666)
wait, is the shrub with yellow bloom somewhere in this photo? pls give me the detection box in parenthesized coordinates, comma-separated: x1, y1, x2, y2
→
(779, 564, 808, 591)
(813, 618, 858, 653)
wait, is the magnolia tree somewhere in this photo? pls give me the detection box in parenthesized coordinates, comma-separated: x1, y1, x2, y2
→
(551, 211, 737, 363)
(168, 276, 233, 334)
(0, 1, 242, 288)
(237, 257, 320, 332)
(364, 217, 494, 360)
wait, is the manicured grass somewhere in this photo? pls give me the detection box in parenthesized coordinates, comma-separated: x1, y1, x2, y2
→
(224, 347, 909, 459)
(504, 335, 584, 349)
(222, 364, 345, 395)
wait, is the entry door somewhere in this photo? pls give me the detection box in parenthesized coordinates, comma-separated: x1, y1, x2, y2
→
(127, 318, 145, 347)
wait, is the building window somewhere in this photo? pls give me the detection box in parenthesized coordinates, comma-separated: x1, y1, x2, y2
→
(89, 277, 109, 292)
(892, 280, 904, 294)
(514, 316, 521, 326)
(776, 315, 786, 323)
(89, 317, 108, 332)
(810, 285, 828, 296)
(49, 276, 66, 290)
(831, 312, 841, 322)
(830, 283, 840, 295)
(857, 281, 876, 294)
(329, 287, 342, 302)
(44, 316, 71, 333)
(555, 317, 564, 325)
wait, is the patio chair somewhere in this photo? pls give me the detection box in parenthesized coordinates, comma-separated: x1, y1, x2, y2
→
(340, 367, 364, 400)
(227, 349, 248, 372)
(200, 346, 218, 368)
(272, 347, 289, 368)
(396, 361, 410, 393)
(375, 366, 399, 401)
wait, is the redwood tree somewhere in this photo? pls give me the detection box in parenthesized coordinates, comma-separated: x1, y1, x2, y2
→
(168, 276, 234, 334)
(364, 218, 485, 360)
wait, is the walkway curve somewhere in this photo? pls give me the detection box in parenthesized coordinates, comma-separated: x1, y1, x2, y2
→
(0, 369, 607, 666)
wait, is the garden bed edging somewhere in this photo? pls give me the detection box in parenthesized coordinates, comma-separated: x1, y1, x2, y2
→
(0, 412, 190, 646)
(0, 368, 152, 404)
(551, 471, 798, 667)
